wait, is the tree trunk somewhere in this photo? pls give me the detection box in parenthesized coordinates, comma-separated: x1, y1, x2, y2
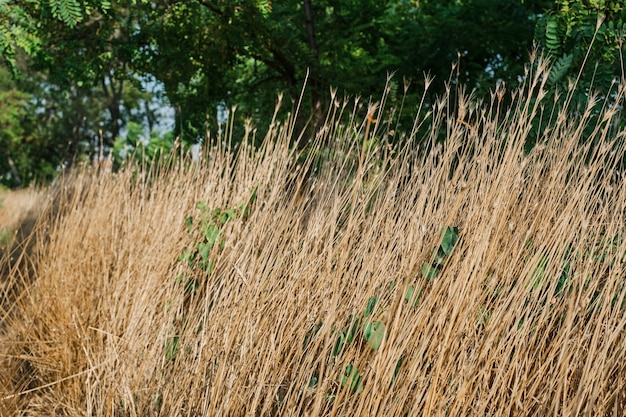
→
(102, 68, 125, 147)
(5, 152, 21, 187)
(303, 0, 323, 141)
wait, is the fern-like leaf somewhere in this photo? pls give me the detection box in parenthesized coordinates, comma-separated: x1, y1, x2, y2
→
(545, 16, 560, 56)
(49, 0, 82, 27)
(548, 53, 573, 85)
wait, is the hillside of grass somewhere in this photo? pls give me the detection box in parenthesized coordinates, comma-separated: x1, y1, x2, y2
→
(1, 63, 626, 416)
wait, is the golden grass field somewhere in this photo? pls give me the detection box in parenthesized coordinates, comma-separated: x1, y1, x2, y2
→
(2, 62, 626, 416)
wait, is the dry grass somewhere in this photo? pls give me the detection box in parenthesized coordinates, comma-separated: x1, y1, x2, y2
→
(0, 187, 43, 244)
(2, 61, 626, 416)
(0, 186, 44, 324)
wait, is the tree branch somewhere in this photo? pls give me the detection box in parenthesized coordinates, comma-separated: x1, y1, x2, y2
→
(195, 0, 224, 16)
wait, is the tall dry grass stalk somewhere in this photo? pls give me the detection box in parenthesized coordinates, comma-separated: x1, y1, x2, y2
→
(2, 59, 626, 416)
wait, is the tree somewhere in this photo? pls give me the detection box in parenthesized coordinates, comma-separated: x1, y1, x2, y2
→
(0, 1, 166, 186)
(0, 63, 71, 187)
(535, 0, 625, 90)
(529, 1, 626, 153)
(1, 0, 556, 186)
(135, 0, 551, 143)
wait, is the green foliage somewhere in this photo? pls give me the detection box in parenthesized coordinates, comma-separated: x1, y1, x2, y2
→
(164, 336, 180, 361)
(440, 226, 459, 256)
(404, 285, 422, 307)
(0, 71, 30, 187)
(0, 0, 567, 184)
(0, 64, 72, 187)
(303, 269, 441, 398)
(544, 16, 562, 55)
(177, 188, 258, 292)
(340, 364, 364, 394)
(514, 230, 626, 334)
(0, 2, 39, 71)
(167, 189, 258, 361)
(530, 254, 550, 291)
(301, 225, 464, 397)
(49, 0, 83, 27)
(2, 0, 553, 182)
(548, 53, 574, 85)
(113, 122, 175, 169)
(534, 0, 626, 119)
(422, 226, 459, 281)
(363, 296, 378, 318)
(362, 320, 386, 351)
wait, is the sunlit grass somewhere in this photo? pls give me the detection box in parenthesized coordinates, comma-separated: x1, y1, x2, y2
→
(0, 188, 42, 247)
(1, 59, 626, 416)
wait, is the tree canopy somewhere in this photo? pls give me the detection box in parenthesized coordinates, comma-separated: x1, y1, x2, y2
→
(1, 0, 624, 187)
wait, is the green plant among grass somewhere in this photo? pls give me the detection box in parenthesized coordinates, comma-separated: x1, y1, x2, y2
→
(177, 187, 258, 293)
(422, 226, 459, 281)
(340, 364, 364, 394)
(166, 187, 258, 361)
(304, 295, 388, 397)
(304, 272, 433, 397)
(164, 336, 180, 361)
(513, 229, 626, 334)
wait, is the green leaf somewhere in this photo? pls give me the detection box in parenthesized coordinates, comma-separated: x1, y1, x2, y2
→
(363, 296, 378, 318)
(421, 263, 439, 281)
(362, 320, 386, 350)
(433, 248, 447, 268)
(548, 53, 573, 85)
(545, 16, 561, 55)
(255, 0, 271, 18)
(185, 216, 193, 232)
(49, 0, 83, 27)
(225, 208, 237, 221)
(404, 285, 421, 307)
(555, 260, 571, 296)
(404, 286, 415, 302)
(344, 315, 360, 345)
(204, 224, 220, 248)
(333, 332, 347, 357)
(242, 186, 258, 219)
(530, 255, 549, 291)
(341, 364, 364, 394)
(178, 248, 192, 264)
(391, 355, 404, 386)
(206, 260, 214, 275)
(165, 336, 180, 361)
(303, 322, 323, 349)
(198, 241, 212, 262)
(440, 226, 459, 256)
